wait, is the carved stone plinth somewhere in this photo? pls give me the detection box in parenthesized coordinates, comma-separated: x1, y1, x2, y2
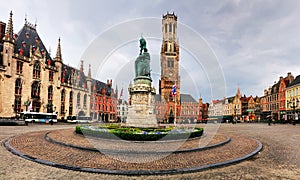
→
(126, 76, 157, 127)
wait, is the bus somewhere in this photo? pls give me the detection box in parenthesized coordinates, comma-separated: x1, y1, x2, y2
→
(20, 112, 57, 125)
(66, 116, 92, 123)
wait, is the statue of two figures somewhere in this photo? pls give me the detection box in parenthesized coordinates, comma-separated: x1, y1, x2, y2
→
(135, 36, 151, 77)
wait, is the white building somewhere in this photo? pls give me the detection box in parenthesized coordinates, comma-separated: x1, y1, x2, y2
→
(208, 99, 224, 119)
(117, 95, 128, 123)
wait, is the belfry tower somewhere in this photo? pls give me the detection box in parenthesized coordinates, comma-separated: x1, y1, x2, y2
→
(159, 12, 180, 122)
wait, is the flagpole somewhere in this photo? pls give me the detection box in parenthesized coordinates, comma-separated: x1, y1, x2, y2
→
(174, 94, 176, 126)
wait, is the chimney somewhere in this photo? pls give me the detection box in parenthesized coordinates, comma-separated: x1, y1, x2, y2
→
(287, 72, 294, 84)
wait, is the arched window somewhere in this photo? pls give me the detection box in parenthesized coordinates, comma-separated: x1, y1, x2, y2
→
(165, 24, 168, 33)
(15, 78, 22, 95)
(169, 23, 172, 33)
(47, 86, 53, 113)
(77, 93, 81, 107)
(31, 81, 40, 98)
(14, 78, 22, 113)
(83, 94, 87, 108)
(70, 91, 73, 104)
(33, 61, 41, 79)
(69, 91, 73, 115)
(48, 86, 53, 100)
(173, 23, 176, 34)
(61, 89, 65, 114)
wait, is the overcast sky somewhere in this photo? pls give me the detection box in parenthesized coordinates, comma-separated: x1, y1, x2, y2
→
(1, 0, 300, 102)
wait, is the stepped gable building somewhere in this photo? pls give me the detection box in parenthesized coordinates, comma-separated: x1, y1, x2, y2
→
(155, 12, 205, 123)
(261, 72, 294, 120)
(0, 11, 117, 121)
(285, 74, 300, 122)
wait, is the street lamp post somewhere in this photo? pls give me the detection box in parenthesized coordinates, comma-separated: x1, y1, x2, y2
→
(288, 98, 299, 125)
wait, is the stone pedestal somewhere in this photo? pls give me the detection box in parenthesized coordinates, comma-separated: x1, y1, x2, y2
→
(126, 76, 157, 127)
(125, 38, 157, 127)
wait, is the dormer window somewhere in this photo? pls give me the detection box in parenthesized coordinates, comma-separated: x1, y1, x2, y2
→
(22, 41, 26, 47)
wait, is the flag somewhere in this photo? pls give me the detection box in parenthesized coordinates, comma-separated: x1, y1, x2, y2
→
(28, 101, 33, 111)
(172, 84, 176, 96)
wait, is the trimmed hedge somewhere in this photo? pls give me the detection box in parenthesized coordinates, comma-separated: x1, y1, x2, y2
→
(75, 125, 203, 141)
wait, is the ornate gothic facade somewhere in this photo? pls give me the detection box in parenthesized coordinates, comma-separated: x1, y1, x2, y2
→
(0, 11, 117, 121)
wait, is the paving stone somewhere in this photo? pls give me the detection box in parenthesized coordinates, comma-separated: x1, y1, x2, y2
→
(0, 124, 299, 179)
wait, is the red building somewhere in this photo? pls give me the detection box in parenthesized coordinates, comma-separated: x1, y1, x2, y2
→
(90, 79, 117, 122)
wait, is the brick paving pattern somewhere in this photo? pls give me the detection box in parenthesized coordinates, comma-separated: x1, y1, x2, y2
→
(0, 124, 299, 179)
(8, 129, 257, 171)
(47, 128, 229, 152)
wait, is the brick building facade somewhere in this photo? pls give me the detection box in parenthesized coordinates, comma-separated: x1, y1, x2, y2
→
(155, 12, 206, 123)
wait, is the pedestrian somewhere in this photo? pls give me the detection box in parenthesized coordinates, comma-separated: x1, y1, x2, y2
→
(268, 117, 271, 126)
(293, 114, 298, 125)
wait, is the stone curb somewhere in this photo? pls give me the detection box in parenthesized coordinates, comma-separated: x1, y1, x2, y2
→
(4, 135, 262, 176)
(45, 131, 230, 154)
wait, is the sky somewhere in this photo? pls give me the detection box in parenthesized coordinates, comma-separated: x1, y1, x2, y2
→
(1, 0, 300, 103)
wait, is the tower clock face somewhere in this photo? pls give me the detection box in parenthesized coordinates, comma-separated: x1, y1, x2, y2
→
(169, 71, 173, 77)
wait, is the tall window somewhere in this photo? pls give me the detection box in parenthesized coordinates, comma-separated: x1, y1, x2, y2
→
(83, 94, 87, 108)
(167, 58, 174, 68)
(14, 96, 21, 113)
(15, 78, 22, 95)
(77, 93, 81, 107)
(16, 61, 23, 74)
(69, 91, 73, 115)
(33, 62, 41, 79)
(169, 23, 172, 32)
(61, 89, 65, 114)
(49, 71, 54, 82)
(165, 24, 168, 33)
(48, 86, 53, 100)
(14, 79, 22, 113)
(47, 86, 53, 113)
(173, 24, 176, 34)
(31, 82, 40, 98)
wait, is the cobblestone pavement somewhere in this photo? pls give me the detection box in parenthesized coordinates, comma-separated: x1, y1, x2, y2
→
(1, 123, 299, 179)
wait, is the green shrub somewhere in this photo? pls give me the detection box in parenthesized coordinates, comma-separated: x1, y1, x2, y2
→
(75, 126, 82, 134)
(75, 125, 203, 141)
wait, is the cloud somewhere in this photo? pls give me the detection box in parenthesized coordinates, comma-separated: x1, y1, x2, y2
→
(2, 0, 300, 102)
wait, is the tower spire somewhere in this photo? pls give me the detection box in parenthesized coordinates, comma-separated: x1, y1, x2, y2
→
(236, 86, 241, 99)
(80, 60, 84, 72)
(4, 11, 14, 42)
(55, 37, 62, 61)
(88, 64, 91, 78)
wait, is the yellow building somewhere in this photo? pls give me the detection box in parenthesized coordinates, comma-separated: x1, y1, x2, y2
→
(286, 75, 300, 121)
(232, 87, 242, 120)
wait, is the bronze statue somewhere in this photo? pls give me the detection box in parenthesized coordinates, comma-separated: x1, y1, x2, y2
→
(135, 36, 150, 77)
(139, 37, 148, 55)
